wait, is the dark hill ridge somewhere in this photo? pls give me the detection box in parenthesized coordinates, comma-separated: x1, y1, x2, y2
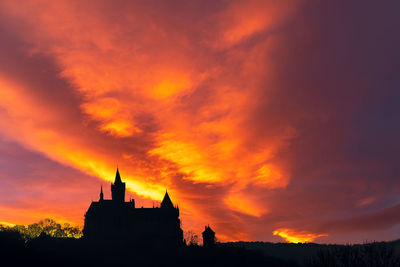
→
(223, 240, 400, 266)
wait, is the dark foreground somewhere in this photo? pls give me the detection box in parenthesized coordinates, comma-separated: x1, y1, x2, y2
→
(0, 232, 296, 267)
(1, 231, 400, 267)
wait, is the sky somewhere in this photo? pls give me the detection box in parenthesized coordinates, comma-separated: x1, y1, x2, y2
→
(0, 0, 399, 244)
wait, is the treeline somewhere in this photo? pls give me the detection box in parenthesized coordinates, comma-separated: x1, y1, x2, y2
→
(0, 218, 82, 240)
(309, 242, 400, 267)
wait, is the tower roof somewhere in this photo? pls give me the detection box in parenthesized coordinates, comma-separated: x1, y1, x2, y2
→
(160, 190, 174, 209)
(114, 167, 122, 184)
(203, 225, 215, 235)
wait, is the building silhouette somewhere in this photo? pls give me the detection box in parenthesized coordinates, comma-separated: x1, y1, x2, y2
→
(202, 225, 215, 248)
(83, 168, 183, 247)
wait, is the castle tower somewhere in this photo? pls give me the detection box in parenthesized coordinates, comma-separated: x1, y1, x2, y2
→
(111, 168, 125, 203)
(202, 225, 215, 248)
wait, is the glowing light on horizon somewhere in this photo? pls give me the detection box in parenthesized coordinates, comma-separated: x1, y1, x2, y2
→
(0, 221, 15, 227)
(273, 228, 327, 243)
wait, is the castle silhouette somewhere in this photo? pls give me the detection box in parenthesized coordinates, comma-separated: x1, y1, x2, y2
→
(83, 168, 183, 247)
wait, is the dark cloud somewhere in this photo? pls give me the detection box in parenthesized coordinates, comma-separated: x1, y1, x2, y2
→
(322, 204, 400, 233)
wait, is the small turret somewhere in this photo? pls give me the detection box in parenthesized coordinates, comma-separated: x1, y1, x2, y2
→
(99, 185, 104, 201)
(202, 225, 216, 248)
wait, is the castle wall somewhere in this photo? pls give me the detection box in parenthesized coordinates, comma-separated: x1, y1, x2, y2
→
(83, 202, 183, 246)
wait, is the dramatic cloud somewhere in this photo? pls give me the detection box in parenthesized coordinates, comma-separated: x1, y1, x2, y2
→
(0, 0, 399, 243)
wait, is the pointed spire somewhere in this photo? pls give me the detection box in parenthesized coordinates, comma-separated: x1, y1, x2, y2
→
(111, 167, 126, 202)
(160, 189, 174, 209)
(99, 185, 104, 201)
(114, 167, 122, 184)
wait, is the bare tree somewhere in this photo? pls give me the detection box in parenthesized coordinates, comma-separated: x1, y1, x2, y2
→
(184, 230, 199, 246)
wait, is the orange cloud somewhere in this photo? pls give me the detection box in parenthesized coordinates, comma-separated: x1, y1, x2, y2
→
(216, 0, 297, 47)
(151, 75, 192, 99)
(225, 193, 268, 217)
(254, 164, 288, 188)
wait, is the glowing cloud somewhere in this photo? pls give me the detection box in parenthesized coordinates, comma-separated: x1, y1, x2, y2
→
(225, 193, 268, 217)
(273, 228, 327, 243)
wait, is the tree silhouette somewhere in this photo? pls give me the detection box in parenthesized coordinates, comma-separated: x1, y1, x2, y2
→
(0, 218, 82, 240)
(184, 230, 199, 246)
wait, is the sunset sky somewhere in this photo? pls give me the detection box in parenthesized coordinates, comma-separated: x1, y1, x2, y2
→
(0, 0, 399, 243)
